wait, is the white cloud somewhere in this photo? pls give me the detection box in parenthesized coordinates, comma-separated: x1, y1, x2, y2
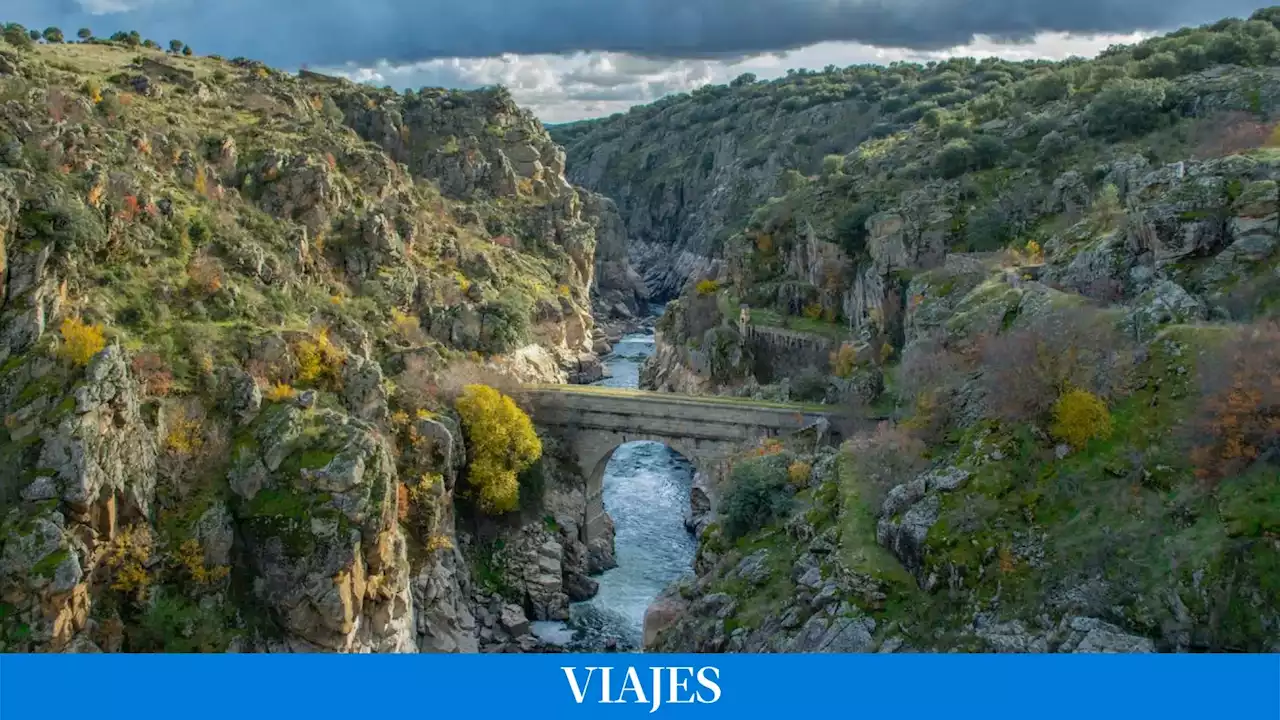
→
(326, 30, 1153, 124)
(75, 0, 163, 13)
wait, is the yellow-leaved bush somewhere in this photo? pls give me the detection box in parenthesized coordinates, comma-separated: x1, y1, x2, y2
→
(1050, 388, 1113, 450)
(829, 343, 858, 378)
(294, 328, 345, 387)
(58, 317, 106, 366)
(787, 460, 812, 486)
(454, 384, 541, 514)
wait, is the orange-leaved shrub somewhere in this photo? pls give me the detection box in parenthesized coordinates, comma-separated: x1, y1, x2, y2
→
(1190, 320, 1280, 483)
(846, 421, 928, 509)
(186, 255, 223, 295)
(131, 352, 173, 396)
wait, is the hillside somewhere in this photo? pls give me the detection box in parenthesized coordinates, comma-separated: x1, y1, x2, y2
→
(0, 27, 643, 652)
(1, 8, 1277, 656)
(554, 12, 1280, 651)
(553, 8, 1280, 302)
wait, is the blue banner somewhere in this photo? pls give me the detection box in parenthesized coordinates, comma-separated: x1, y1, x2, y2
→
(2, 654, 1277, 718)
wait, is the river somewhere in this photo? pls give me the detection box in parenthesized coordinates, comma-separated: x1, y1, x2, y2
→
(530, 319, 698, 651)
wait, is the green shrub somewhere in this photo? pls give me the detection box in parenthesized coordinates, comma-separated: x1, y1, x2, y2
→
(936, 139, 976, 179)
(479, 294, 531, 354)
(127, 591, 238, 652)
(110, 30, 142, 47)
(722, 453, 794, 540)
(835, 200, 876, 259)
(1085, 78, 1171, 140)
(790, 369, 829, 403)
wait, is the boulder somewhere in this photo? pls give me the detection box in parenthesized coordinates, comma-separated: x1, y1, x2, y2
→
(643, 590, 690, 649)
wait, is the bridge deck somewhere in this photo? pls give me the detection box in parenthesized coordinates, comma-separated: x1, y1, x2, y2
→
(520, 383, 835, 414)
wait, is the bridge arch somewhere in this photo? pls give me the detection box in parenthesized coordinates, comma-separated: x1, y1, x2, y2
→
(522, 386, 838, 543)
(576, 432, 738, 543)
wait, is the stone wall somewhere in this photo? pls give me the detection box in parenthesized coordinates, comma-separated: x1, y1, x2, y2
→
(741, 324, 838, 382)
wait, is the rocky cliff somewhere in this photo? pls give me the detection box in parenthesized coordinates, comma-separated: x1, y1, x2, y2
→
(0, 33, 627, 652)
(599, 11, 1280, 654)
(600, 11, 1280, 405)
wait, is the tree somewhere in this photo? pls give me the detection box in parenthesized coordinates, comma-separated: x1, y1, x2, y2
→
(42, 27, 64, 43)
(722, 453, 794, 540)
(935, 139, 976, 179)
(77, 28, 92, 41)
(169, 39, 184, 53)
(971, 134, 1008, 169)
(28, 29, 41, 42)
(110, 30, 141, 47)
(2, 24, 34, 49)
(1019, 72, 1071, 105)
(454, 384, 542, 514)
(1085, 78, 1171, 140)
(182, 45, 192, 56)
(1138, 51, 1180, 79)
(980, 308, 1132, 425)
(730, 72, 757, 88)
(1190, 320, 1280, 482)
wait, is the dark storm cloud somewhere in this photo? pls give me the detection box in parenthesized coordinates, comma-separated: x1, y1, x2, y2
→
(5, 0, 1267, 68)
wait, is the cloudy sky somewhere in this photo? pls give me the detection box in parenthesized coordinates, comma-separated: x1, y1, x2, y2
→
(5, 1, 1269, 122)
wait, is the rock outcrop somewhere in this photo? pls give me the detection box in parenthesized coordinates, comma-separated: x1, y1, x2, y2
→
(0, 39, 633, 654)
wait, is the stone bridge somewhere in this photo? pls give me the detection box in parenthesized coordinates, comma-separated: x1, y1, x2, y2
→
(521, 385, 841, 543)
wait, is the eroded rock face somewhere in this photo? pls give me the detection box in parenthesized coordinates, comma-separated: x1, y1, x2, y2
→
(643, 587, 689, 649)
(1043, 154, 1280, 317)
(495, 527, 571, 621)
(0, 190, 63, 367)
(0, 344, 158, 652)
(230, 406, 414, 653)
(0, 509, 90, 651)
(414, 546, 478, 653)
(247, 150, 346, 236)
(582, 192, 649, 318)
(342, 354, 389, 424)
(42, 346, 159, 524)
(559, 98, 875, 299)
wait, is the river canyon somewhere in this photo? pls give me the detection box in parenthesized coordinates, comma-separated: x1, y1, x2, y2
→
(531, 314, 699, 651)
